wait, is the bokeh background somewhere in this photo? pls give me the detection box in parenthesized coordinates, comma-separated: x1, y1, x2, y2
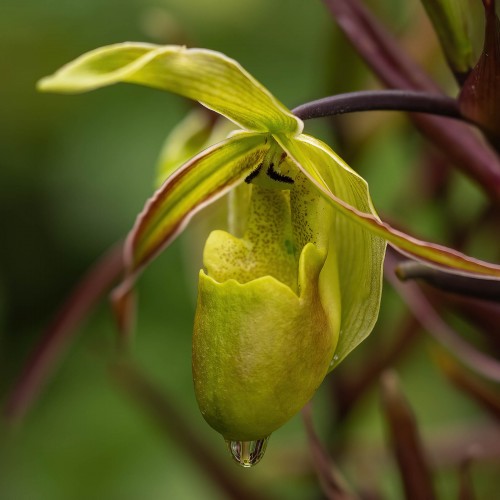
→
(1, 0, 498, 498)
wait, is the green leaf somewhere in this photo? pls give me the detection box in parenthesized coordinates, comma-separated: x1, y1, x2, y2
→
(276, 134, 385, 367)
(117, 132, 268, 298)
(38, 43, 302, 135)
(420, 0, 474, 77)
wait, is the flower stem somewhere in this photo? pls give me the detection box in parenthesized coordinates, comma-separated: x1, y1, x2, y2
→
(293, 89, 465, 123)
(396, 260, 500, 301)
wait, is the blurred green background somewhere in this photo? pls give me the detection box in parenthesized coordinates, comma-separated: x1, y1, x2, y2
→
(1, 0, 497, 498)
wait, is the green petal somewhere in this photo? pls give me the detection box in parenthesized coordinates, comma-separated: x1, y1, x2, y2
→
(276, 133, 500, 367)
(275, 134, 385, 367)
(115, 132, 268, 303)
(155, 110, 236, 187)
(277, 134, 500, 278)
(420, 0, 474, 76)
(38, 42, 302, 135)
(155, 109, 216, 187)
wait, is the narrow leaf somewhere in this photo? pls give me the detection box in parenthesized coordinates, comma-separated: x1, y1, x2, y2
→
(38, 43, 302, 135)
(420, 0, 474, 81)
(322, 0, 438, 91)
(380, 371, 436, 500)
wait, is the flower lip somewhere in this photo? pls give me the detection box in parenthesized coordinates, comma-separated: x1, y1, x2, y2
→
(192, 241, 336, 441)
(200, 269, 300, 298)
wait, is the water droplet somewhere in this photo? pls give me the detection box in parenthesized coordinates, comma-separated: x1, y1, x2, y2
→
(226, 437, 270, 468)
(333, 354, 339, 361)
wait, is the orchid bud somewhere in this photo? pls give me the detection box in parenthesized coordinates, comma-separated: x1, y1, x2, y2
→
(420, 0, 474, 83)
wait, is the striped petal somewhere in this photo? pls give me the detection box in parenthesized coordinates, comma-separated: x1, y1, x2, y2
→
(38, 43, 302, 135)
(113, 132, 268, 316)
(276, 133, 500, 367)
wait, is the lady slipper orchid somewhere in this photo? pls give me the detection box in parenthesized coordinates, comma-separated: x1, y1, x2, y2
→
(38, 43, 500, 466)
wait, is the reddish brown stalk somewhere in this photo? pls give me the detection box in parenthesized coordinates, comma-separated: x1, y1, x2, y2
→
(441, 295, 500, 356)
(323, 0, 438, 91)
(4, 242, 124, 423)
(322, 0, 500, 201)
(435, 350, 500, 423)
(385, 248, 500, 382)
(380, 371, 436, 500)
(302, 403, 358, 500)
(458, 456, 477, 500)
(333, 314, 421, 422)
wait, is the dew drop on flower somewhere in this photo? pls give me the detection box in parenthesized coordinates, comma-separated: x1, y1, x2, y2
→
(225, 437, 270, 467)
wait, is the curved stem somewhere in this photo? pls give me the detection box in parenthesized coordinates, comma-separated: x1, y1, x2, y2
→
(396, 260, 500, 301)
(292, 89, 466, 123)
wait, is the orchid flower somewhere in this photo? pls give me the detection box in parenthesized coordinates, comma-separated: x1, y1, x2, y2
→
(38, 43, 500, 467)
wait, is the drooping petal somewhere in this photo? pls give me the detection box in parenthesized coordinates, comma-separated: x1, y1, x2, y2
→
(277, 134, 500, 277)
(275, 134, 385, 367)
(113, 132, 268, 311)
(38, 43, 302, 135)
(276, 133, 500, 365)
